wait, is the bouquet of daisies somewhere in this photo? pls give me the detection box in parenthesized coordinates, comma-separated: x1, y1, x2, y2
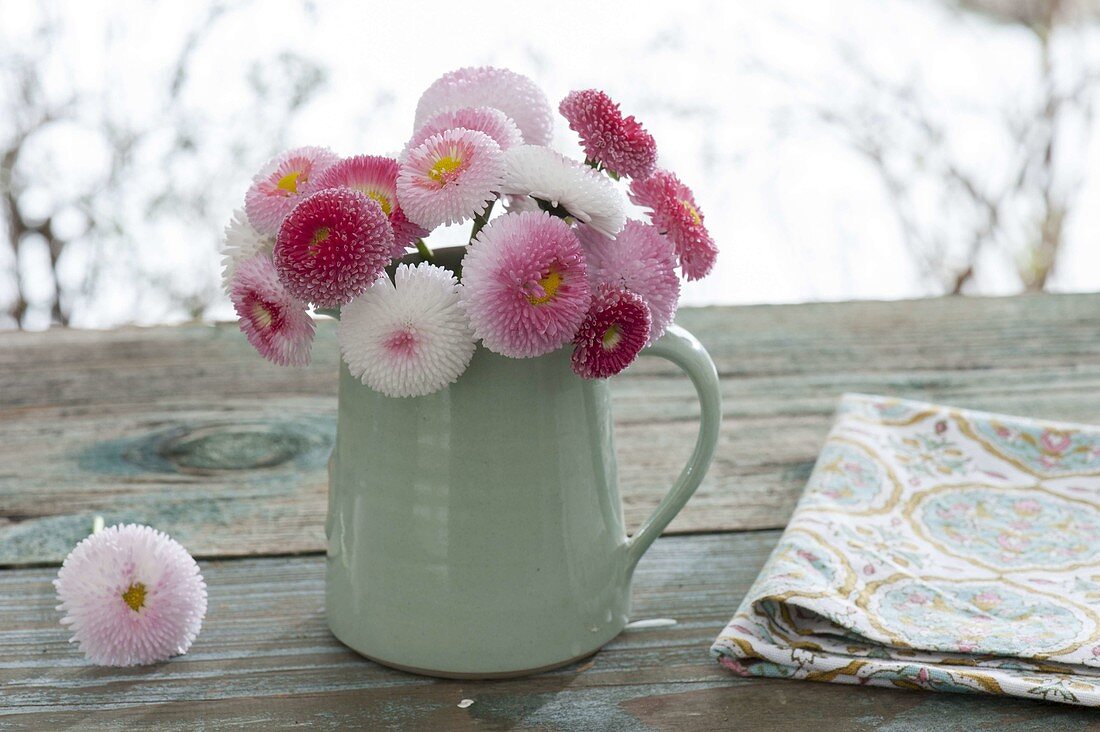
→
(222, 66, 718, 398)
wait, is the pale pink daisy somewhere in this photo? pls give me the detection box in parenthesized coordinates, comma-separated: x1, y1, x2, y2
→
(230, 253, 315, 366)
(54, 524, 207, 667)
(274, 188, 394, 307)
(571, 286, 652, 379)
(402, 106, 523, 160)
(577, 221, 679, 343)
(339, 263, 476, 398)
(314, 155, 427, 256)
(396, 128, 504, 230)
(461, 211, 591, 358)
(414, 66, 553, 146)
(244, 146, 339, 234)
(629, 169, 718, 280)
(559, 89, 657, 179)
(500, 145, 625, 238)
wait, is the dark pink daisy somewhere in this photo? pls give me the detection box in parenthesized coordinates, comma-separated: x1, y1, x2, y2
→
(274, 188, 394, 308)
(571, 285, 651, 379)
(559, 89, 657, 180)
(314, 155, 427, 256)
(229, 253, 315, 367)
(244, 146, 339, 234)
(628, 169, 718, 281)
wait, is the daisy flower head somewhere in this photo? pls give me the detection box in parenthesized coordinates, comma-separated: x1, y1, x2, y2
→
(230, 252, 315, 366)
(414, 66, 553, 146)
(571, 285, 652, 379)
(629, 169, 718, 281)
(314, 155, 427, 256)
(402, 106, 523, 161)
(577, 220, 679, 343)
(500, 145, 626, 239)
(54, 524, 207, 667)
(396, 128, 504, 230)
(461, 211, 592, 358)
(274, 187, 394, 308)
(245, 146, 339, 234)
(221, 208, 274, 291)
(339, 263, 477, 398)
(559, 89, 657, 179)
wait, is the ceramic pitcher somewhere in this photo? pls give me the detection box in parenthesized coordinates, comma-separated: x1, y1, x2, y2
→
(325, 323, 721, 678)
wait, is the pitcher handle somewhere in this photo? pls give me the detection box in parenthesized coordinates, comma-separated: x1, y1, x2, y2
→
(625, 324, 722, 572)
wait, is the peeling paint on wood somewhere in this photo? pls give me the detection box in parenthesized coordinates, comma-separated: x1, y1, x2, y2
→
(2, 295, 1099, 566)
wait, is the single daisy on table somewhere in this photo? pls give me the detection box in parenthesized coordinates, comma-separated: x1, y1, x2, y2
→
(628, 169, 718, 281)
(396, 128, 504, 230)
(339, 262, 477, 398)
(221, 208, 274, 291)
(461, 211, 591, 358)
(414, 66, 553, 146)
(245, 146, 339, 234)
(274, 188, 395, 308)
(54, 524, 207, 667)
(402, 106, 523, 161)
(230, 252, 315, 366)
(576, 220, 680, 344)
(571, 285, 652, 379)
(314, 155, 427, 256)
(559, 89, 657, 179)
(499, 145, 626, 239)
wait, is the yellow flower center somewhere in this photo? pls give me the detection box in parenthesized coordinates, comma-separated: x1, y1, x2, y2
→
(527, 267, 563, 305)
(277, 171, 302, 194)
(429, 155, 463, 184)
(602, 324, 622, 350)
(252, 301, 274, 329)
(681, 200, 701, 225)
(366, 190, 393, 216)
(122, 582, 147, 612)
(309, 227, 330, 255)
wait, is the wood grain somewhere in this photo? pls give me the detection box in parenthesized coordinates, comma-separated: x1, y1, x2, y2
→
(2, 294, 1099, 565)
(2, 532, 1092, 730)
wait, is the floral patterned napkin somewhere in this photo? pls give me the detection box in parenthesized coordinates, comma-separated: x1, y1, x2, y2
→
(712, 393, 1100, 706)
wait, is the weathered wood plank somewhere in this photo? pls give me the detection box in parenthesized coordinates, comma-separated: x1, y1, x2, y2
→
(1, 532, 1092, 730)
(2, 294, 1099, 565)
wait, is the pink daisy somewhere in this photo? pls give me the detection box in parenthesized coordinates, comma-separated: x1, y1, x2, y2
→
(314, 155, 427, 256)
(577, 221, 680, 344)
(54, 524, 207, 667)
(396, 128, 503, 230)
(572, 285, 652, 379)
(414, 66, 553, 146)
(274, 188, 394, 308)
(244, 146, 339, 234)
(629, 169, 718, 281)
(230, 252, 315, 366)
(403, 106, 523, 160)
(461, 211, 592, 358)
(559, 89, 657, 179)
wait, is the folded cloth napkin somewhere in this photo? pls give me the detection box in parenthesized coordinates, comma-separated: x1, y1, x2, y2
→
(712, 393, 1100, 707)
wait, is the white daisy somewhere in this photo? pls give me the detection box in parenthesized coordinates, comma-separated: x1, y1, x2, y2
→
(221, 209, 274, 291)
(338, 263, 477, 398)
(499, 145, 626, 239)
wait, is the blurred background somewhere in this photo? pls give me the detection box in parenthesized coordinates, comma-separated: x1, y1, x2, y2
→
(2, 0, 1098, 331)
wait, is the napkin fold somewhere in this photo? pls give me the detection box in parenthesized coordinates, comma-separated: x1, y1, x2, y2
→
(712, 394, 1100, 706)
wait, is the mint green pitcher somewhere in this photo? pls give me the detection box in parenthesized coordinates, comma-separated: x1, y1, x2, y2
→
(325, 323, 721, 678)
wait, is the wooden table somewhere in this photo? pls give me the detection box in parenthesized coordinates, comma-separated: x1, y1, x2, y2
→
(3, 294, 1099, 730)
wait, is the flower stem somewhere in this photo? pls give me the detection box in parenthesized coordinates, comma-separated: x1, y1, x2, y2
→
(415, 238, 435, 262)
(469, 199, 495, 242)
